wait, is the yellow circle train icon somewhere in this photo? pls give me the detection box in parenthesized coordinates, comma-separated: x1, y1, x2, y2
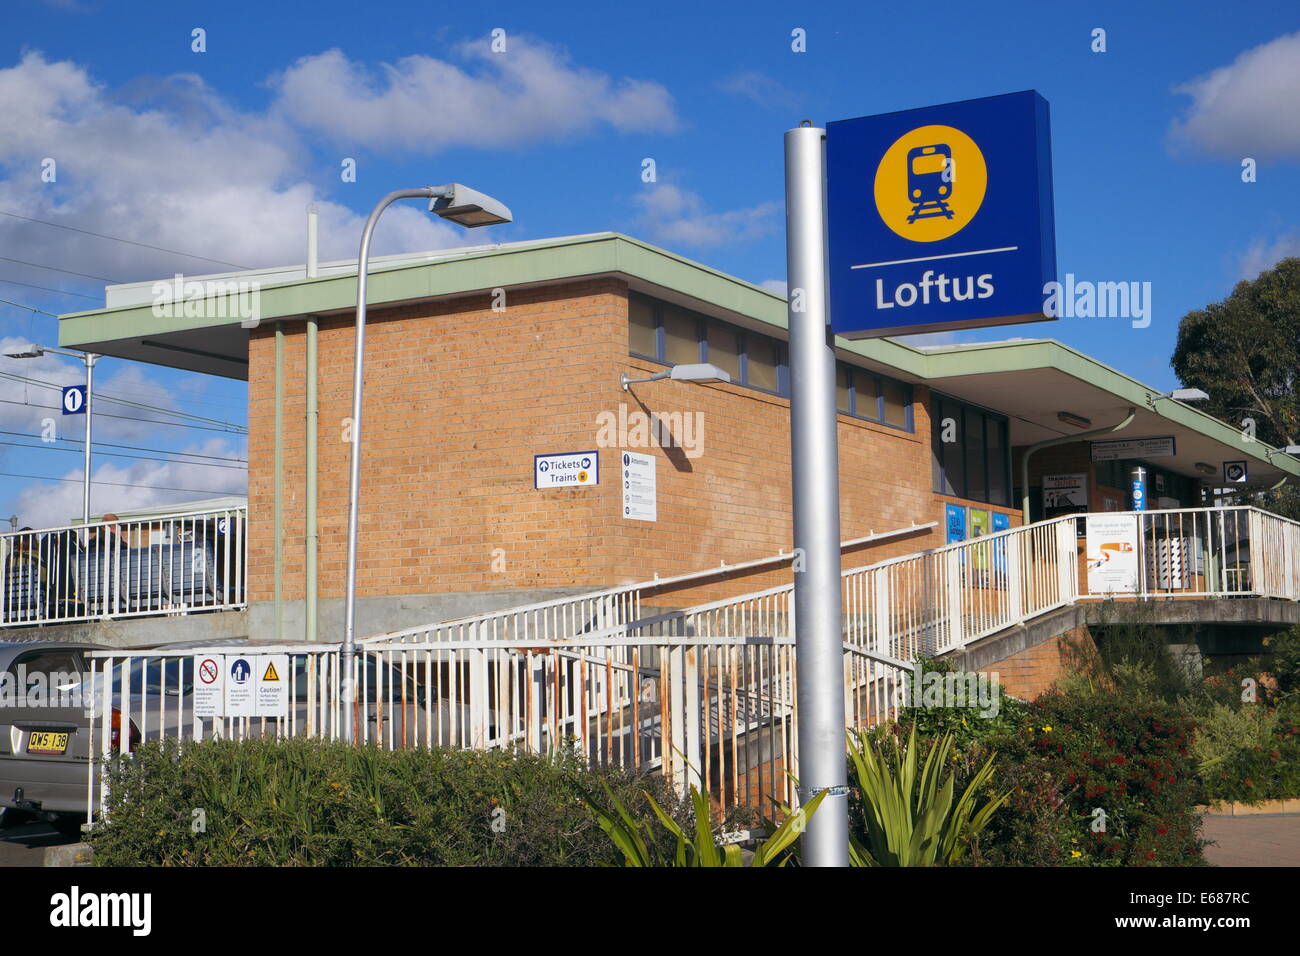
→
(873, 124, 987, 242)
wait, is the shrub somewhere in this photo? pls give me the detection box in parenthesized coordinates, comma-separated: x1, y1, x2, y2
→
(89, 737, 686, 866)
(847, 726, 1008, 866)
(1199, 701, 1300, 804)
(979, 692, 1207, 866)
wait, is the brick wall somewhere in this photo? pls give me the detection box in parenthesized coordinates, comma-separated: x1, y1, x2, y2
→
(982, 626, 1096, 699)
(247, 279, 1021, 609)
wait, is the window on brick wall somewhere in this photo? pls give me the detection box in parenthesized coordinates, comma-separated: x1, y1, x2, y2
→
(626, 291, 912, 430)
(833, 361, 914, 431)
(931, 392, 1011, 507)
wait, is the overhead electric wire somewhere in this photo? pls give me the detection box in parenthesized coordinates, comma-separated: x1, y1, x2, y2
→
(0, 427, 246, 464)
(0, 369, 247, 433)
(0, 437, 246, 470)
(0, 297, 60, 317)
(0, 209, 250, 270)
(0, 396, 248, 436)
(0, 277, 100, 301)
(0, 470, 239, 496)
(0, 256, 120, 284)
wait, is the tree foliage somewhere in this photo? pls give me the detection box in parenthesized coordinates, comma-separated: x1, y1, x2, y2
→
(1172, 256, 1300, 447)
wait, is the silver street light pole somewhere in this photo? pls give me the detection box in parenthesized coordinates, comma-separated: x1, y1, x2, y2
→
(784, 123, 849, 866)
(342, 187, 437, 743)
(342, 184, 512, 743)
(4, 344, 98, 526)
(81, 352, 97, 527)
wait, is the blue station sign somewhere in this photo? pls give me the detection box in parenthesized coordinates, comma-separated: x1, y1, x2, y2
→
(826, 91, 1056, 338)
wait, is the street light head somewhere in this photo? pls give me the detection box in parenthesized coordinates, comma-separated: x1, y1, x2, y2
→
(1169, 388, 1209, 402)
(668, 363, 732, 385)
(4, 345, 45, 359)
(429, 183, 513, 227)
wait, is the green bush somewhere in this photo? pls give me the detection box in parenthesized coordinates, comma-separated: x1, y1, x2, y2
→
(979, 692, 1207, 866)
(89, 737, 686, 866)
(1199, 701, 1300, 804)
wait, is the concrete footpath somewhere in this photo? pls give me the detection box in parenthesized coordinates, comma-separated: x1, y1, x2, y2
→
(1202, 813, 1300, 867)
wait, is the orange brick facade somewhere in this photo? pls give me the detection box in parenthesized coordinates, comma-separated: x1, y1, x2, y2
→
(246, 278, 1020, 626)
(981, 627, 1097, 699)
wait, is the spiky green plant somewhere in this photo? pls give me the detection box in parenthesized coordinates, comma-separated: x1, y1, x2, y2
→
(848, 726, 1008, 866)
(583, 780, 825, 867)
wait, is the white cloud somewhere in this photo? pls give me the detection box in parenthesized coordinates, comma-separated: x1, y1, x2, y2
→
(1238, 233, 1300, 278)
(0, 52, 473, 286)
(0, 337, 247, 525)
(759, 279, 788, 297)
(271, 39, 678, 152)
(12, 435, 247, 529)
(633, 184, 779, 248)
(717, 71, 799, 109)
(1169, 31, 1300, 161)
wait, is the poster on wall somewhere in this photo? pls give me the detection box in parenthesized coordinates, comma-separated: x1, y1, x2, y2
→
(991, 512, 1010, 574)
(1043, 473, 1088, 517)
(969, 509, 990, 572)
(1085, 514, 1140, 594)
(945, 504, 967, 544)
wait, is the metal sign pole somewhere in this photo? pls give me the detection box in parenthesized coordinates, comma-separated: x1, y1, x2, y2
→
(784, 123, 849, 866)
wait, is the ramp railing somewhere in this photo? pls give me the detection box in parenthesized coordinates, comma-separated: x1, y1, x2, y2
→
(0, 506, 246, 627)
(83, 507, 1300, 822)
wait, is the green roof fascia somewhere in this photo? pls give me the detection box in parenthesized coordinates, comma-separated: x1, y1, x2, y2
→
(57, 231, 932, 376)
(919, 338, 1300, 476)
(55, 234, 1288, 474)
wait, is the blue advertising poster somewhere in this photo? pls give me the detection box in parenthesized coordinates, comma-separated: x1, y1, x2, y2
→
(945, 503, 967, 544)
(992, 511, 1010, 573)
(826, 91, 1056, 338)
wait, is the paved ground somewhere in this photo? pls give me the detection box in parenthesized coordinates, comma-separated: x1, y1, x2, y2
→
(1202, 813, 1300, 867)
(0, 814, 79, 867)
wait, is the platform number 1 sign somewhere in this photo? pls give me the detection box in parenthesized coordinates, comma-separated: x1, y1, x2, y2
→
(62, 385, 86, 415)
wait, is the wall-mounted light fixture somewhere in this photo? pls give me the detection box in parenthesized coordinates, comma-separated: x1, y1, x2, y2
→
(1148, 387, 1209, 409)
(621, 362, 732, 391)
(1056, 411, 1092, 429)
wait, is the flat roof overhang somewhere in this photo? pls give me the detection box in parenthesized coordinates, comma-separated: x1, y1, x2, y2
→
(59, 232, 931, 380)
(922, 339, 1300, 488)
(58, 232, 1300, 488)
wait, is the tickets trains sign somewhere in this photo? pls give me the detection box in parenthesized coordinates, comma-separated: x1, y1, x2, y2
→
(826, 91, 1056, 338)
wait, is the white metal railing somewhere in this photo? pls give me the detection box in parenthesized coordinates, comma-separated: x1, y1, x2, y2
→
(81, 506, 1300, 822)
(84, 634, 911, 822)
(0, 507, 246, 628)
(359, 521, 936, 648)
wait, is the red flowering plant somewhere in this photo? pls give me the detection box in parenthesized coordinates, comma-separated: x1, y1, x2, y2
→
(980, 691, 1207, 866)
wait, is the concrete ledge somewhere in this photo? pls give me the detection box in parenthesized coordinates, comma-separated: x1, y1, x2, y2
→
(1199, 798, 1300, 816)
(44, 843, 93, 867)
(945, 597, 1300, 673)
(0, 609, 248, 649)
(248, 588, 597, 641)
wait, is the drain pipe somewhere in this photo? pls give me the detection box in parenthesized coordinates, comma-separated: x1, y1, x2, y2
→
(1020, 407, 1137, 519)
(305, 204, 320, 642)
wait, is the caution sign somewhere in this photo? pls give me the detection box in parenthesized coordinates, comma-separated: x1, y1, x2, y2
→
(193, 655, 225, 718)
(256, 654, 290, 718)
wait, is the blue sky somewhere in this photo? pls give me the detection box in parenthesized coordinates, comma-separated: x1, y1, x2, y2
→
(0, 0, 1297, 525)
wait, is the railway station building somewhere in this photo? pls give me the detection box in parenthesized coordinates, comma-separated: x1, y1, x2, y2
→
(50, 232, 1300, 689)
